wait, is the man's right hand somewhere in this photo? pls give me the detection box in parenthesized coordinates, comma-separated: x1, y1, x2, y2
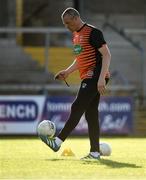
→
(54, 70, 69, 80)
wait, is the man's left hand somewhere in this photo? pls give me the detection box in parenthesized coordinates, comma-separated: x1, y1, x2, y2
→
(97, 78, 106, 95)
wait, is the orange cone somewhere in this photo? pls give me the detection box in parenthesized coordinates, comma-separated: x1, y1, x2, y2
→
(61, 148, 75, 156)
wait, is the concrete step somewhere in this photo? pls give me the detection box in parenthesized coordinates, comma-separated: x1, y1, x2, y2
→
(0, 71, 54, 84)
(134, 108, 146, 135)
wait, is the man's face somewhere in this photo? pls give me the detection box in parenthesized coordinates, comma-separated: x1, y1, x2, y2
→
(62, 15, 78, 32)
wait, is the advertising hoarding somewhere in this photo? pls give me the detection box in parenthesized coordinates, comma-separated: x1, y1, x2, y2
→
(0, 95, 133, 135)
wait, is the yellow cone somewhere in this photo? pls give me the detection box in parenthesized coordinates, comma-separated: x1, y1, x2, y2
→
(61, 148, 75, 156)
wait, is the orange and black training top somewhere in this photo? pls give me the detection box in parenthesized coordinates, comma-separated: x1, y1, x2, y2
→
(73, 23, 108, 80)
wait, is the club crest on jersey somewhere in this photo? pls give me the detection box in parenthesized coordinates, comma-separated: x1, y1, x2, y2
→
(74, 44, 83, 55)
(87, 70, 93, 77)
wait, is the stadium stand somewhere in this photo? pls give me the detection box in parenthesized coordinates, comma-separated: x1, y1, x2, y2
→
(85, 13, 145, 88)
(24, 47, 81, 85)
(0, 39, 54, 85)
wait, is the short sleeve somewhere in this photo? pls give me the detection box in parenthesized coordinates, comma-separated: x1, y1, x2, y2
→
(90, 28, 106, 49)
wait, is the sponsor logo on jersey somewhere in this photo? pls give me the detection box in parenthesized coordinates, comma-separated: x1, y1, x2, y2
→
(74, 44, 83, 55)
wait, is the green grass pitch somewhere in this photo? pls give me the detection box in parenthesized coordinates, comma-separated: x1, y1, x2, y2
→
(0, 137, 146, 180)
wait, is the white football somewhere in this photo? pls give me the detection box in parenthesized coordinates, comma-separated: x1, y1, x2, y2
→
(100, 142, 112, 156)
(37, 120, 56, 137)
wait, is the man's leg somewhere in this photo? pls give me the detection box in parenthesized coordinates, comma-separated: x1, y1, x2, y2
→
(85, 92, 100, 152)
(58, 80, 97, 141)
(84, 78, 109, 153)
(39, 79, 97, 151)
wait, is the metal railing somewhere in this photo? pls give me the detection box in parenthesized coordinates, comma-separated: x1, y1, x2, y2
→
(0, 27, 69, 73)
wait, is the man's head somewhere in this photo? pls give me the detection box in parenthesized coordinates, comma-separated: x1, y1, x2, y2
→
(61, 7, 83, 32)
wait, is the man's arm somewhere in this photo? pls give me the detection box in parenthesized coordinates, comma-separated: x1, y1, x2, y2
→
(65, 59, 78, 75)
(54, 59, 78, 80)
(98, 44, 111, 94)
(89, 28, 111, 94)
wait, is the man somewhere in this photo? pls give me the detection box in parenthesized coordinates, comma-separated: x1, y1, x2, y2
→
(39, 7, 111, 160)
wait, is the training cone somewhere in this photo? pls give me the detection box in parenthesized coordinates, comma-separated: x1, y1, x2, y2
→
(61, 148, 75, 157)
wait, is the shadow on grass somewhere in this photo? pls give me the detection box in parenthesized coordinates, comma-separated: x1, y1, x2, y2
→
(45, 158, 142, 169)
(82, 158, 142, 168)
(45, 158, 78, 162)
